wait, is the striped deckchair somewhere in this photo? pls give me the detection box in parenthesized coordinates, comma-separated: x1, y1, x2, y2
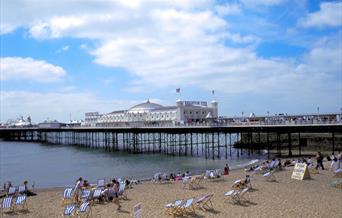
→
(195, 194, 214, 211)
(78, 201, 91, 218)
(15, 195, 28, 210)
(1, 196, 14, 214)
(164, 199, 183, 215)
(63, 188, 74, 205)
(81, 189, 91, 202)
(178, 198, 196, 216)
(63, 204, 76, 217)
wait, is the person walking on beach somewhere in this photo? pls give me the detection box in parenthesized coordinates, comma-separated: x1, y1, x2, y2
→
(315, 152, 324, 170)
(23, 181, 37, 196)
(224, 164, 230, 175)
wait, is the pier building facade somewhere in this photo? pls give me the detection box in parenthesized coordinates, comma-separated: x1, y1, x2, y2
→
(85, 99, 218, 127)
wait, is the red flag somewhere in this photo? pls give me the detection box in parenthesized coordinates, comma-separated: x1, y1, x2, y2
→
(176, 88, 180, 93)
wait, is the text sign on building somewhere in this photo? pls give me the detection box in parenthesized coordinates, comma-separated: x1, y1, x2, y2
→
(184, 101, 207, 106)
(291, 163, 310, 180)
(133, 203, 142, 218)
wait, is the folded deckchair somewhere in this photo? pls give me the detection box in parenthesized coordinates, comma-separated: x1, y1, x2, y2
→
(195, 194, 213, 211)
(164, 199, 183, 215)
(1, 196, 14, 214)
(178, 198, 195, 215)
(78, 201, 91, 218)
(15, 195, 28, 211)
(190, 176, 203, 189)
(263, 171, 276, 182)
(63, 204, 76, 217)
(63, 188, 74, 205)
(118, 183, 127, 199)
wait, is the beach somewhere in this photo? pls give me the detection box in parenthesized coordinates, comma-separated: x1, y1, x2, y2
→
(2, 164, 341, 218)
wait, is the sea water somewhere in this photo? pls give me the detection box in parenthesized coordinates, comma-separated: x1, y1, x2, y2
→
(0, 140, 263, 188)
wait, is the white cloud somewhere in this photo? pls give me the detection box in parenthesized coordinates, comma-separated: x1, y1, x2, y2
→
(215, 3, 241, 16)
(299, 2, 342, 28)
(56, 45, 69, 53)
(0, 91, 142, 123)
(0, 57, 66, 82)
(0, 0, 340, 112)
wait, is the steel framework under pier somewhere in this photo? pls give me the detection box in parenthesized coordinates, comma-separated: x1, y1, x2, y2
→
(0, 124, 341, 159)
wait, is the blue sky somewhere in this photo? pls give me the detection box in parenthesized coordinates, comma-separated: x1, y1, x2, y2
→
(0, 0, 341, 122)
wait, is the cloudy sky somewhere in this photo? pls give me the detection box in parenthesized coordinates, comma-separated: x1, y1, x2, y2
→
(0, 0, 341, 122)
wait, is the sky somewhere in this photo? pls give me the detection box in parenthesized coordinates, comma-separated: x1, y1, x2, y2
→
(0, 0, 341, 123)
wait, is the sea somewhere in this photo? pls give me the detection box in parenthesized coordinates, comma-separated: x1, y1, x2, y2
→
(0, 140, 264, 188)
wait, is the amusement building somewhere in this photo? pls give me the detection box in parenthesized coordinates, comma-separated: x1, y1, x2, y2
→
(84, 99, 218, 127)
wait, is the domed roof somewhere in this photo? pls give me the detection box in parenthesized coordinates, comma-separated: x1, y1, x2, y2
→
(128, 99, 163, 113)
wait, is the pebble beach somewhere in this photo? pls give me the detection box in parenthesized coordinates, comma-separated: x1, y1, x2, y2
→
(2, 163, 341, 218)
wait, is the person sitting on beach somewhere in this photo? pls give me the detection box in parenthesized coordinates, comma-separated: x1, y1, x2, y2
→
(243, 175, 252, 188)
(224, 164, 230, 175)
(169, 173, 175, 181)
(175, 172, 182, 181)
(23, 181, 37, 196)
(82, 180, 90, 188)
(185, 171, 191, 177)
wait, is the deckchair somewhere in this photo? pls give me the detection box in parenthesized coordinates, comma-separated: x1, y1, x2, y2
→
(81, 189, 91, 202)
(118, 183, 127, 199)
(195, 194, 213, 211)
(15, 195, 28, 211)
(236, 188, 249, 202)
(224, 190, 240, 203)
(78, 201, 91, 218)
(263, 171, 276, 182)
(164, 199, 183, 215)
(1, 196, 14, 214)
(333, 169, 342, 178)
(178, 198, 195, 215)
(63, 188, 74, 205)
(7, 187, 16, 196)
(18, 185, 26, 194)
(190, 176, 203, 189)
(63, 204, 76, 217)
(97, 179, 105, 188)
(92, 188, 102, 203)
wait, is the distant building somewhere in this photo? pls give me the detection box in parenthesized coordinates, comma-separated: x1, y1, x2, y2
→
(84, 99, 218, 127)
(38, 120, 62, 128)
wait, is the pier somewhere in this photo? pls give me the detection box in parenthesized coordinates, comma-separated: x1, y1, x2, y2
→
(0, 124, 341, 159)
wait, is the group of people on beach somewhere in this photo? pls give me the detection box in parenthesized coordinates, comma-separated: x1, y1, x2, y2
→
(1, 180, 37, 198)
(74, 177, 125, 210)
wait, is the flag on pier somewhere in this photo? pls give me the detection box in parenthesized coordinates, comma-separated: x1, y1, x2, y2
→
(176, 88, 180, 93)
(212, 90, 215, 95)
